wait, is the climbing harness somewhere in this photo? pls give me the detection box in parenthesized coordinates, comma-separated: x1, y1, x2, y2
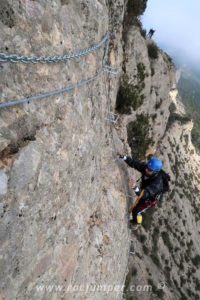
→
(130, 194, 160, 224)
(0, 32, 119, 109)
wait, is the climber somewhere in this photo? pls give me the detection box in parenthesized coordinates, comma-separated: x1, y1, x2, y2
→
(118, 155, 169, 225)
(147, 29, 155, 38)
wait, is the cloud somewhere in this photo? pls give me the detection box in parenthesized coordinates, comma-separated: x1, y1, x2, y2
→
(142, 0, 200, 65)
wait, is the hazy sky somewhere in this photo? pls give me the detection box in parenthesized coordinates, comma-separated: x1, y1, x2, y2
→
(142, 0, 200, 65)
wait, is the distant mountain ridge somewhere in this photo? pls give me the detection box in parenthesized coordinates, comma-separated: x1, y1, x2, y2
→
(177, 66, 200, 151)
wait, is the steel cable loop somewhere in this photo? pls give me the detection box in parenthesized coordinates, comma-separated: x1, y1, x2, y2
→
(0, 33, 109, 64)
(0, 32, 117, 109)
(0, 69, 104, 109)
(0, 67, 119, 109)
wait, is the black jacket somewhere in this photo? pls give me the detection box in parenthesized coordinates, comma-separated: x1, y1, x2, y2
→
(125, 156, 164, 201)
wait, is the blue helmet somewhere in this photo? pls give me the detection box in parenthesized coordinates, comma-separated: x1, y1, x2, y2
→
(147, 157, 163, 172)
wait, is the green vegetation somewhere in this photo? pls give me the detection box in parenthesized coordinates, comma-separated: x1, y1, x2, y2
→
(178, 69, 200, 151)
(169, 102, 176, 113)
(149, 227, 161, 267)
(164, 265, 172, 286)
(116, 63, 147, 114)
(132, 267, 138, 276)
(155, 98, 163, 109)
(151, 67, 155, 77)
(191, 126, 200, 152)
(151, 113, 157, 121)
(116, 79, 144, 114)
(152, 226, 159, 252)
(127, 114, 153, 159)
(143, 245, 149, 255)
(166, 112, 191, 131)
(123, 0, 147, 41)
(140, 234, 147, 243)
(192, 255, 200, 267)
(148, 278, 165, 298)
(137, 62, 146, 84)
(161, 231, 173, 251)
(180, 276, 187, 286)
(142, 210, 154, 230)
(148, 43, 159, 59)
(164, 52, 173, 64)
(147, 278, 157, 293)
(127, 0, 147, 17)
(195, 279, 200, 291)
(61, 0, 69, 4)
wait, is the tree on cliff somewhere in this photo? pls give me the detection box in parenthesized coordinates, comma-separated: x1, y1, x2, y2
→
(127, 0, 148, 17)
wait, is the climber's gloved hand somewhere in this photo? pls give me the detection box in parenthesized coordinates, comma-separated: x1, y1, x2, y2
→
(118, 154, 127, 160)
(134, 186, 141, 196)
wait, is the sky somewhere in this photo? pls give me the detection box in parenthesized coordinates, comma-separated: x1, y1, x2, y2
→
(142, 0, 200, 68)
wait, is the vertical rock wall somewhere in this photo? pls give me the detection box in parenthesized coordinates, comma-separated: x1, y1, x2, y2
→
(119, 20, 200, 300)
(1, 1, 200, 300)
(0, 1, 130, 299)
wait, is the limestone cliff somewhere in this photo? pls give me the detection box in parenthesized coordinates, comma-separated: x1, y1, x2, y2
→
(119, 9, 200, 300)
(0, 1, 200, 300)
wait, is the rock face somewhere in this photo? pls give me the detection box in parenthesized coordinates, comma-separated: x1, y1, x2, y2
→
(118, 12, 200, 300)
(0, 1, 200, 300)
(0, 1, 129, 300)
(0, 170, 8, 196)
